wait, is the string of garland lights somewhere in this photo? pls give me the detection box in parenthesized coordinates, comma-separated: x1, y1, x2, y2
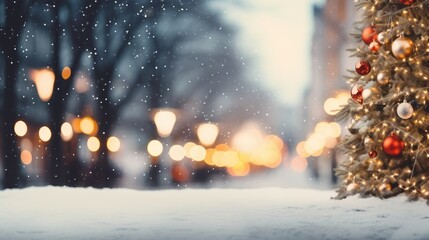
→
(335, 0, 429, 201)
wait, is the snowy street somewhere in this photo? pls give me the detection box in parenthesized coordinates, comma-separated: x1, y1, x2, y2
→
(1, 187, 428, 240)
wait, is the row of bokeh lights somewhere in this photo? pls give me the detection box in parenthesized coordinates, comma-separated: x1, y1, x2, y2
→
(13, 118, 121, 165)
(148, 134, 285, 177)
(14, 117, 288, 177)
(291, 91, 348, 169)
(296, 121, 342, 158)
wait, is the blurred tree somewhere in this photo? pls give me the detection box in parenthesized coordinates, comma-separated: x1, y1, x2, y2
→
(47, 0, 101, 186)
(85, 0, 165, 187)
(0, 0, 33, 188)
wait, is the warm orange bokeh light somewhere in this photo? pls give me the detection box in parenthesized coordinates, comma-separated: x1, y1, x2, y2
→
(204, 148, 216, 165)
(290, 156, 308, 173)
(87, 136, 100, 152)
(21, 150, 32, 165)
(62, 66, 71, 80)
(107, 136, 121, 152)
(265, 135, 284, 151)
(296, 141, 310, 158)
(227, 161, 250, 177)
(80, 116, 98, 135)
(61, 122, 73, 141)
(72, 118, 82, 133)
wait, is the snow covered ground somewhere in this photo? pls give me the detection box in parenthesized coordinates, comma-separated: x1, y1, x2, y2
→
(0, 187, 428, 240)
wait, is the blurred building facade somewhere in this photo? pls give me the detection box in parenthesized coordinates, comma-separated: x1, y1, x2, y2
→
(303, 0, 357, 184)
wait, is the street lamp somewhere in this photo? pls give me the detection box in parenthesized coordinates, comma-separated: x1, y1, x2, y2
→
(30, 68, 55, 102)
(153, 109, 177, 138)
(196, 123, 219, 147)
(148, 108, 178, 187)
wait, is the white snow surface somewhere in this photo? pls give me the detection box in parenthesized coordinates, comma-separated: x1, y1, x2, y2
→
(1, 187, 428, 240)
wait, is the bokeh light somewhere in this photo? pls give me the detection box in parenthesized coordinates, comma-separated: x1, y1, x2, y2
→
(153, 110, 176, 138)
(62, 66, 71, 80)
(87, 136, 100, 152)
(80, 116, 97, 135)
(30, 68, 55, 102)
(232, 125, 264, 153)
(314, 121, 331, 138)
(169, 145, 185, 161)
(61, 122, 73, 141)
(265, 135, 284, 151)
(39, 126, 52, 142)
(204, 148, 216, 165)
(197, 123, 219, 146)
(184, 142, 196, 158)
(324, 98, 339, 116)
(296, 141, 310, 158)
(14, 120, 28, 137)
(290, 156, 308, 173)
(147, 140, 163, 157)
(72, 118, 82, 133)
(329, 122, 342, 138)
(21, 150, 32, 165)
(107, 136, 121, 152)
(227, 161, 250, 177)
(189, 145, 206, 161)
(304, 133, 325, 156)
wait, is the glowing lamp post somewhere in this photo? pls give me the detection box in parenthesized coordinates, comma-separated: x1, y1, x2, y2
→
(30, 68, 55, 102)
(197, 123, 219, 147)
(148, 108, 178, 187)
(153, 109, 177, 138)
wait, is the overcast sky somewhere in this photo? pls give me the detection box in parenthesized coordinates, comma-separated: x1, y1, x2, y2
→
(219, 0, 324, 106)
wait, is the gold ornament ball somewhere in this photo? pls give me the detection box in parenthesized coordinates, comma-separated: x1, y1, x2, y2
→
(391, 36, 414, 60)
(376, 72, 390, 85)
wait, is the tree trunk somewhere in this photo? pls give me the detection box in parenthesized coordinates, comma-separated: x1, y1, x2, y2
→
(48, 99, 65, 185)
(2, 51, 21, 188)
(88, 70, 119, 188)
(47, 1, 65, 186)
(1, 1, 25, 189)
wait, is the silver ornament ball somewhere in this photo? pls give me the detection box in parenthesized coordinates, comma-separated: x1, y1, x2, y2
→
(397, 102, 413, 119)
(377, 72, 390, 85)
(377, 32, 388, 44)
(364, 137, 375, 146)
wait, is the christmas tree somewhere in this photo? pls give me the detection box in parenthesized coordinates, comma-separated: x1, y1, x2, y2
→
(336, 0, 429, 201)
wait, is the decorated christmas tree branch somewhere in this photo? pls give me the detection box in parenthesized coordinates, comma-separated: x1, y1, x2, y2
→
(335, 0, 429, 202)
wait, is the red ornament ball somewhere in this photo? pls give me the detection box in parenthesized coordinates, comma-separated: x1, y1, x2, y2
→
(351, 84, 364, 104)
(355, 60, 371, 75)
(382, 134, 405, 157)
(400, 0, 415, 5)
(369, 41, 381, 52)
(368, 150, 378, 158)
(362, 26, 378, 45)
